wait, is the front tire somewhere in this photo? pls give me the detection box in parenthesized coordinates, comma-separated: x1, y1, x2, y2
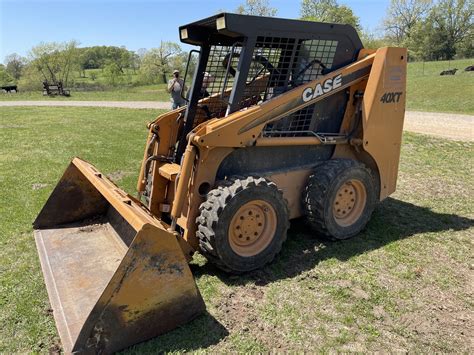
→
(303, 159, 376, 239)
(196, 176, 289, 273)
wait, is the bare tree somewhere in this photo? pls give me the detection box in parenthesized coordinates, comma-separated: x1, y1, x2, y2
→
(383, 0, 433, 44)
(236, 0, 278, 16)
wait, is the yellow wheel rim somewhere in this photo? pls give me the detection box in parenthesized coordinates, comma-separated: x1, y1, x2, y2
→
(228, 200, 277, 257)
(333, 179, 367, 227)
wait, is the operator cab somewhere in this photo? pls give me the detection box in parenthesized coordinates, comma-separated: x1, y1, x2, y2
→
(175, 13, 363, 161)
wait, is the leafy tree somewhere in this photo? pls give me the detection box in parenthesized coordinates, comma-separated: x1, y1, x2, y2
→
(383, 0, 433, 44)
(403, 0, 472, 60)
(431, 0, 473, 55)
(130, 52, 141, 74)
(139, 42, 182, 84)
(29, 40, 79, 86)
(300, 0, 361, 30)
(103, 62, 123, 85)
(406, 19, 450, 59)
(456, 32, 474, 58)
(360, 30, 393, 49)
(4, 53, 25, 80)
(77, 46, 134, 72)
(0, 65, 15, 86)
(236, 0, 278, 16)
(17, 63, 44, 90)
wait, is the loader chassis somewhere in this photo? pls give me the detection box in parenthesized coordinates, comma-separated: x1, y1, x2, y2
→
(33, 13, 406, 354)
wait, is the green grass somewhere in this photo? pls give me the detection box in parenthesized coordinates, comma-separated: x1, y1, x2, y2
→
(0, 83, 169, 102)
(2, 59, 473, 115)
(0, 107, 473, 353)
(407, 58, 474, 114)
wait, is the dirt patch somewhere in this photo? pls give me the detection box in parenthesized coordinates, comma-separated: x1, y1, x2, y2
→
(217, 285, 264, 330)
(106, 170, 133, 182)
(373, 245, 474, 352)
(214, 284, 287, 349)
(48, 340, 62, 354)
(396, 288, 473, 351)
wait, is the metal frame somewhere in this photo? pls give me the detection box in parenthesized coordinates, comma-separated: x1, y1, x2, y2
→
(175, 12, 364, 161)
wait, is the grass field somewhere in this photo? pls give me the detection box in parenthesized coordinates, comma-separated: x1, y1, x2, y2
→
(0, 83, 169, 102)
(1, 59, 473, 115)
(407, 58, 474, 114)
(0, 107, 473, 353)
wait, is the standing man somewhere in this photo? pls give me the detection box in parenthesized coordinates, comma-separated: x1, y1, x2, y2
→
(167, 69, 187, 109)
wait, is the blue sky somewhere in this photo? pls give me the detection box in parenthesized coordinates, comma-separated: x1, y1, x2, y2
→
(0, 0, 390, 61)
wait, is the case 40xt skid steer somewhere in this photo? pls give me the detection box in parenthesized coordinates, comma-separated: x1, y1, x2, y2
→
(34, 13, 406, 354)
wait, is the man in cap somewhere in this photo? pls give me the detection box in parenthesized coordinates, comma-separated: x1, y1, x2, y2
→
(167, 69, 187, 109)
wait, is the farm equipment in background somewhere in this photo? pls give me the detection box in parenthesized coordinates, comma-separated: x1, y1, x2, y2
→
(42, 80, 70, 96)
(34, 13, 407, 353)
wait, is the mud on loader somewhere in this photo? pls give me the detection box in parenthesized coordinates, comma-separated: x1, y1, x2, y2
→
(33, 13, 407, 353)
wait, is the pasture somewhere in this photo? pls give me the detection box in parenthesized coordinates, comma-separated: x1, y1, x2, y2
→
(0, 106, 472, 353)
(406, 58, 474, 114)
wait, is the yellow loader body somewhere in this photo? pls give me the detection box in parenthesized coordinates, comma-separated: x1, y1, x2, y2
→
(33, 13, 407, 354)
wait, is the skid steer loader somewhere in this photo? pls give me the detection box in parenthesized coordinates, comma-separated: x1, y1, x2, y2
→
(34, 13, 406, 353)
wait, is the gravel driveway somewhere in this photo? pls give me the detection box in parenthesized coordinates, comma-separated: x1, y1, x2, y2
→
(1, 101, 472, 141)
(402, 111, 473, 141)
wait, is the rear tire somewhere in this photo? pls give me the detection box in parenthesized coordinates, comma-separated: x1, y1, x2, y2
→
(196, 176, 289, 273)
(303, 159, 376, 240)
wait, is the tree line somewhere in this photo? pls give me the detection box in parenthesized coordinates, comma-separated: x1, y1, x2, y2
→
(1, 0, 472, 89)
(0, 41, 187, 89)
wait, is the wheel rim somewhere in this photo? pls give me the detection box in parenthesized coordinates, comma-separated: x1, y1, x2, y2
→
(333, 179, 367, 227)
(228, 200, 277, 257)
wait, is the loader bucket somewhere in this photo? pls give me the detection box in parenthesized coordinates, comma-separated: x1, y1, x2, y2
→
(33, 158, 205, 354)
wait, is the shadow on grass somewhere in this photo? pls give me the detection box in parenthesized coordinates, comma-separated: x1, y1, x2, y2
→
(194, 197, 474, 286)
(121, 311, 228, 354)
(122, 198, 473, 353)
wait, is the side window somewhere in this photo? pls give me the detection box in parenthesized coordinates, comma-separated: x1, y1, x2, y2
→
(263, 39, 341, 136)
(292, 40, 338, 86)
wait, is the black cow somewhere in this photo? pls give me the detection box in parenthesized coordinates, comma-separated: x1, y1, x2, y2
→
(440, 69, 458, 75)
(1, 85, 18, 93)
